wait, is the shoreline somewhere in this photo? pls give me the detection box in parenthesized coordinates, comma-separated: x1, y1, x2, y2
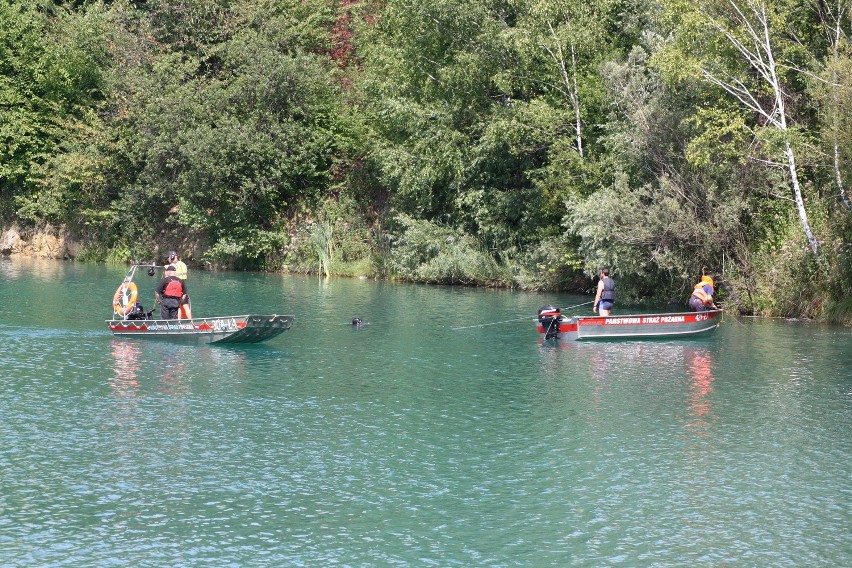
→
(3, 229, 849, 326)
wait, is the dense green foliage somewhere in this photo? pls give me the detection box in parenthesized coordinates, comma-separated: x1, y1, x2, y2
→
(1, 0, 850, 319)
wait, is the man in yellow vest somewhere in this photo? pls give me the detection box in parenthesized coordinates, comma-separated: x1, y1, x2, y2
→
(689, 275, 718, 311)
(168, 251, 192, 318)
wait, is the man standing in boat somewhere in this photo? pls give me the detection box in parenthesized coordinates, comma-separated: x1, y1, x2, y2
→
(155, 265, 188, 320)
(593, 268, 616, 316)
(168, 250, 191, 318)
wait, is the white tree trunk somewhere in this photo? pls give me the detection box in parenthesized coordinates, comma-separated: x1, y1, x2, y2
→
(700, 0, 820, 253)
(545, 21, 583, 158)
(785, 141, 820, 253)
(828, 4, 852, 208)
(834, 141, 851, 208)
(570, 44, 584, 158)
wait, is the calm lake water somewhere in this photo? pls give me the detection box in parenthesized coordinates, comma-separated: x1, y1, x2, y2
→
(1, 258, 850, 567)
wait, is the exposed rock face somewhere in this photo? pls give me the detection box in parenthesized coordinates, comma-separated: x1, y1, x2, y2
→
(0, 229, 18, 254)
(0, 227, 79, 259)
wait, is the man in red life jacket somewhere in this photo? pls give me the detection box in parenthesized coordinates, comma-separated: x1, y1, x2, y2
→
(155, 265, 188, 319)
(689, 275, 718, 312)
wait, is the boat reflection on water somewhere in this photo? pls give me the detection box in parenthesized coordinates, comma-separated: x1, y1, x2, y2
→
(108, 339, 144, 447)
(685, 347, 716, 426)
(110, 339, 142, 396)
(537, 339, 719, 439)
(109, 339, 196, 398)
(109, 339, 250, 397)
(158, 348, 191, 397)
(682, 345, 718, 479)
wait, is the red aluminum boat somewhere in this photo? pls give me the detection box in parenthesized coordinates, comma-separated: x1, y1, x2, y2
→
(536, 306, 722, 342)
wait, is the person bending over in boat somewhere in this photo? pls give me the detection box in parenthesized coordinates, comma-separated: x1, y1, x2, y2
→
(593, 268, 616, 316)
(689, 275, 718, 312)
(167, 250, 192, 318)
(155, 265, 188, 319)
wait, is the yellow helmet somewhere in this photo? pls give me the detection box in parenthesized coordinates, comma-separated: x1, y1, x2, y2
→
(700, 275, 714, 287)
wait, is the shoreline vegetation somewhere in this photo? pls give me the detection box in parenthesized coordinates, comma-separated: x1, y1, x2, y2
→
(3, 225, 850, 325)
(1, 1, 849, 325)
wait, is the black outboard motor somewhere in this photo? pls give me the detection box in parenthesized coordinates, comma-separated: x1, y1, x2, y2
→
(127, 301, 150, 320)
(538, 305, 562, 340)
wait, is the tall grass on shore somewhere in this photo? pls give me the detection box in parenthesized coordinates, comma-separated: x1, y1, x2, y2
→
(310, 215, 334, 279)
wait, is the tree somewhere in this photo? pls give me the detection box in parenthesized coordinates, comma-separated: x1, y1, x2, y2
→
(0, 1, 110, 224)
(811, 0, 852, 209)
(513, 0, 622, 160)
(102, 0, 346, 266)
(568, 42, 753, 301)
(358, 1, 617, 253)
(665, 0, 822, 254)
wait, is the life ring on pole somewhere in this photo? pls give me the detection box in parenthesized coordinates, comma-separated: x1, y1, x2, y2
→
(112, 281, 138, 316)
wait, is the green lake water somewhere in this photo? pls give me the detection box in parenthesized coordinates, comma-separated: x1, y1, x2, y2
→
(1, 258, 850, 566)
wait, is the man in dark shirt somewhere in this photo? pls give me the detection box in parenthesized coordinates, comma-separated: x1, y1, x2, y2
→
(155, 265, 188, 319)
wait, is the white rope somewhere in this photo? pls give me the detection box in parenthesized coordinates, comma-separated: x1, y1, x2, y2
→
(451, 315, 534, 331)
(450, 300, 595, 331)
(559, 300, 595, 311)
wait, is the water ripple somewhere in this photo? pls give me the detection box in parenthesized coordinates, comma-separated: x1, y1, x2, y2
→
(1, 267, 850, 566)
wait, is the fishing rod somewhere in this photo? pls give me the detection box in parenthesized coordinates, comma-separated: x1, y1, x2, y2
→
(450, 300, 595, 331)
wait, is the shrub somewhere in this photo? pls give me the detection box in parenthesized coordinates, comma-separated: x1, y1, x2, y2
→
(388, 214, 508, 286)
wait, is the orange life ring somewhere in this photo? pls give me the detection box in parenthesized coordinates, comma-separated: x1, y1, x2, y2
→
(112, 281, 138, 316)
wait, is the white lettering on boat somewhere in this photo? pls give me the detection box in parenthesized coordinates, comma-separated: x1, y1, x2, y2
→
(213, 318, 239, 332)
(148, 323, 195, 331)
(604, 317, 642, 325)
(604, 315, 686, 325)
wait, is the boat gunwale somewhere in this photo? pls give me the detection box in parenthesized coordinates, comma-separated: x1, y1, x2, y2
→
(569, 309, 723, 325)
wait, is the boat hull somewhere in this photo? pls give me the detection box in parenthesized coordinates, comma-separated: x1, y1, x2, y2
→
(537, 310, 722, 342)
(107, 314, 294, 344)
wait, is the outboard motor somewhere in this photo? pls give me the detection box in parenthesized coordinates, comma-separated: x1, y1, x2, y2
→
(538, 305, 562, 340)
(127, 301, 150, 320)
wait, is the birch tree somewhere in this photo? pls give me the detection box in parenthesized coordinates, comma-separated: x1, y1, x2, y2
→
(677, 0, 822, 253)
(518, 1, 618, 160)
(815, 0, 852, 209)
(541, 17, 585, 157)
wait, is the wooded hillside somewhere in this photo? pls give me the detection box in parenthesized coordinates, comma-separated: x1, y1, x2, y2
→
(1, 0, 850, 320)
